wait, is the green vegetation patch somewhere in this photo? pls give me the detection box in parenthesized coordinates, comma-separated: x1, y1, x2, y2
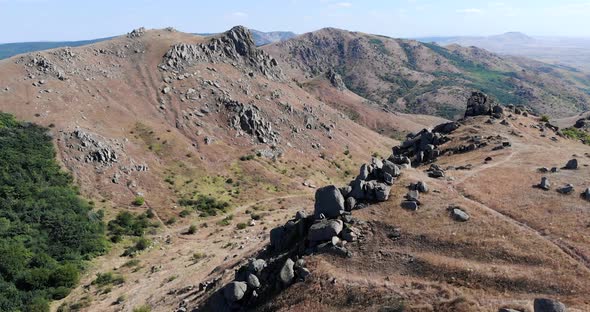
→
(562, 127, 590, 145)
(0, 112, 107, 311)
(424, 42, 525, 105)
(179, 195, 230, 217)
(368, 38, 390, 56)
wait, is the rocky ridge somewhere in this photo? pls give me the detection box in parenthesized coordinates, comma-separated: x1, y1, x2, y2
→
(161, 26, 283, 80)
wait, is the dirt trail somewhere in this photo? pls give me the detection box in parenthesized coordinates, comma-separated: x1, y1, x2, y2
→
(449, 138, 590, 272)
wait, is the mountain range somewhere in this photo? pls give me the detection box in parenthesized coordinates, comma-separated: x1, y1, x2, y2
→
(418, 32, 590, 71)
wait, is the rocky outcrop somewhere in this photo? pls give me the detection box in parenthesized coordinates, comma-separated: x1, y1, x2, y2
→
(325, 69, 346, 90)
(223, 98, 279, 143)
(465, 91, 491, 117)
(391, 128, 452, 166)
(161, 26, 283, 80)
(127, 27, 146, 38)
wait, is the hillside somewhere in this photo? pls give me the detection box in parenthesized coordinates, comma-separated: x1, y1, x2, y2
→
(195, 101, 590, 312)
(264, 28, 590, 119)
(0, 26, 447, 311)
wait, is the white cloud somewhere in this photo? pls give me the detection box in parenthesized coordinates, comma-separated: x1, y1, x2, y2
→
(336, 2, 352, 8)
(456, 8, 483, 14)
(231, 11, 248, 18)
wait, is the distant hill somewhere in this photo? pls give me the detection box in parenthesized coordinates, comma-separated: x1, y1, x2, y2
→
(196, 29, 296, 46)
(250, 30, 297, 46)
(0, 29, 296, 60)
(265, 28, 590, 119)
(417, 32, 590, 71)
(0, 37, 113, 60)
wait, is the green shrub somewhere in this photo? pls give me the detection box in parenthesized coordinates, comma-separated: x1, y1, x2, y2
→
(179, 209, 192, 218)
(191, 252, 206, 263)
(179, 195, 230, 217)
(236, 223, 247, 230)
(122, 237, 151, 257)
(92, 272, 125, 287)
(132, 196, 145, 206)
(239, 154, 255, 161)
(562, 127, 590, 145)
(187, 224, 197, 234)
(540, 115, 550, 122)
(108, 211, 155, 238)
(122, 259, 141, 268)
(133, 305, 152, 312)
(217, 215, 233, 226)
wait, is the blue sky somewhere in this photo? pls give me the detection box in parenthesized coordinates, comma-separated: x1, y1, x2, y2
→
(1, 0, 589, 43)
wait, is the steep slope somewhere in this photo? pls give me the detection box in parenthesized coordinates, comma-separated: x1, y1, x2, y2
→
(264, 28, 590, 119)
(0, 26, 446, 311)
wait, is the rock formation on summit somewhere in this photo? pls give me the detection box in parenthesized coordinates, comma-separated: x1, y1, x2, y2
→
(161, 26, 283, 80)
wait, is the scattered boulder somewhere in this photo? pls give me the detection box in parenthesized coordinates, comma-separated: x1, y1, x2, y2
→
(563, 159, 578, 170)
(401, 201, 418, 211)
(427, 164, 445, 178)
(223, 281, 248, 303)
(410, 181, 428, 193)
(279, 259, 295, 285)
(498, 309, 520, 312)
(538, 177, 550, 190)
(451, 207, 470, 222)
(314, 185, 345, 219)
(308, 219, 343, 242)
(533, 298, 566, 312)
(405, 190, 420, 202)
(557, 184, 574, 195)
(582, 188, 590, 201)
